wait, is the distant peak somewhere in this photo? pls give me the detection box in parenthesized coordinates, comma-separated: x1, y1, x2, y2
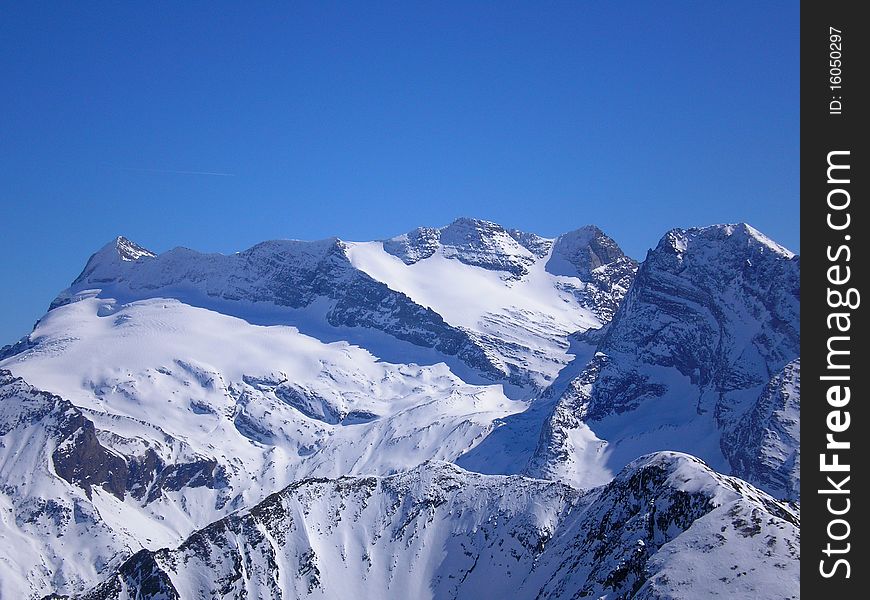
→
(383, 218, 637, 277)
(573, 224, 605, 236)
(556, 225, 608, 246)
(106, 236, 157, 262)
(439, 217, 510, 243)
(383, 217, 548, 275)
(241, 236, 347, 264)
(445, 216, 500, 230)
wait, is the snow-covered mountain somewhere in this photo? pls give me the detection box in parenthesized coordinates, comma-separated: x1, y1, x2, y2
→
(528, 224, 800, 497)
(51, 219, 635, 393)
(0, 218, 799, 599)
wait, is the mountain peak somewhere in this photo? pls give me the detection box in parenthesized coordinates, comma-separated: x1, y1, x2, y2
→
(446, 216, 499, 229)
(531, 220, 800, 496)
(545, 225, 632, 278)
(3, 217, 801, 599)
(383, 217, 542, 275)
(381, 217, 639, 285)
(109, 236, 157, 262)
(661, 223, 795, 259)
(70, 236, 156, 287)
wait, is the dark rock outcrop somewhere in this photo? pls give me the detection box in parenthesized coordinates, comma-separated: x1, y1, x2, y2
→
(1, 370, 227, 503)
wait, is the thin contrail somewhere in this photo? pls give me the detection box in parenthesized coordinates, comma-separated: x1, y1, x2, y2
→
(117, 167, 236, 177)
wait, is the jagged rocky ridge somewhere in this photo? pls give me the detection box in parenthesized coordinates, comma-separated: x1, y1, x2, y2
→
(0, 218, 800, 599)
(0, 370, 227, 503)
(63, 454, 798, 600)
(382, 219, 636, 321)
(0, 369, 236, 595)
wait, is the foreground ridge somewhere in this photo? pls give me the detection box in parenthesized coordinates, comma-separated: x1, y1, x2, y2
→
(63, 454, 799, 600)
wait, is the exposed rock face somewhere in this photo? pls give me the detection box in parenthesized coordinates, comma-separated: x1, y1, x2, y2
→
(546, 226, 638, 322)
(51, 410, 130, 501)
(50, 220, 641, 392)
(71, 236, 157, 288)
(1, 369, 130, 501)
(721, 358, 800, 500)
(507, 228, 552, 259)
(57, 550, 180, 600)
(0, 296, 536, 598)
(0, 335, 38, 361)
(382, 220, 638, 319)
(589, 224, 799, 419)
(382, 225, 443, 264)
(530, 224, 800, 499)
(547, 225, 628, 278)
(68, 454, 798, 600)
(372, 218, 638, 389)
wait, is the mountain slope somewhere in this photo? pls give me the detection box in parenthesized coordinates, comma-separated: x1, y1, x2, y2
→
(51, 236, 507, 385)
(721, 358, 800, 500)
(5, 219, 635, 598)
(0, 370, 137, 597)
(0, 301, 523, 598)
(348, 218, 637, 390)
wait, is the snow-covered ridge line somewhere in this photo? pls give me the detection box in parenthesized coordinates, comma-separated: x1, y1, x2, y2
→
(65, 220, 786, 293)
(45, 217, 641, 391)
(67, 453, 799, 600)
(51, 234, 514, 385)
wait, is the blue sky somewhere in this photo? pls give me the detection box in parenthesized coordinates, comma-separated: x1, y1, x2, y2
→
(0, 2, 798, 345)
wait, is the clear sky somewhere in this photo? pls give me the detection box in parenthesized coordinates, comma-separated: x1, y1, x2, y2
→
(0, 2, 798, 345)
